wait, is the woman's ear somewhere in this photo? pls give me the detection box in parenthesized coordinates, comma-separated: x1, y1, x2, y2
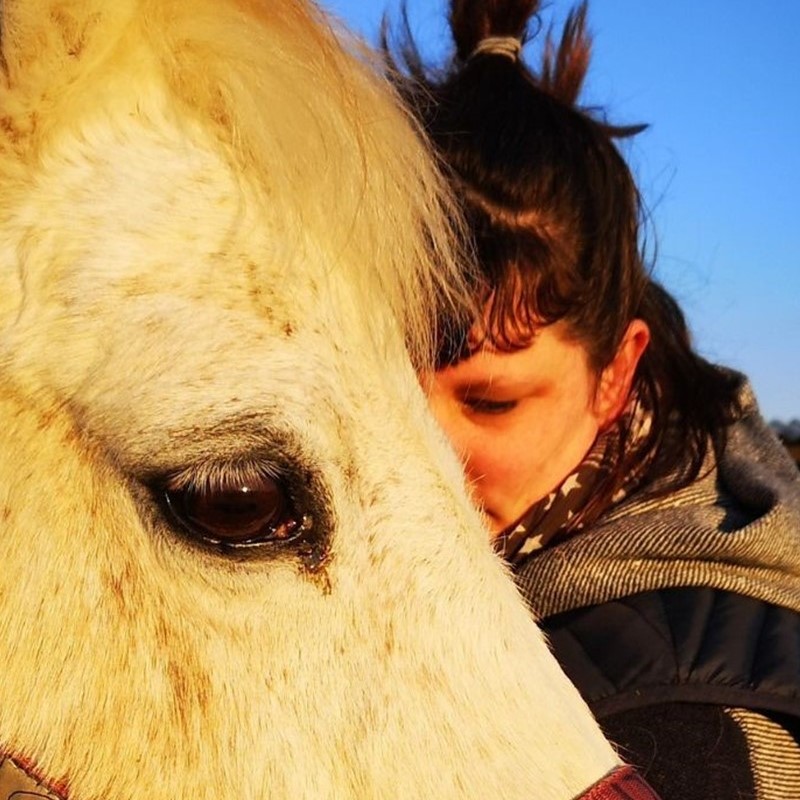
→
(593, 319, 650, 428)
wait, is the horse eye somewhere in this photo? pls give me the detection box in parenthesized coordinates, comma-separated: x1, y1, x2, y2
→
(163, 474, 303, 548)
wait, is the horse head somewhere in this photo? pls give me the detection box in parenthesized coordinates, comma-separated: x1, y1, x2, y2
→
(0, 1, 619, 797)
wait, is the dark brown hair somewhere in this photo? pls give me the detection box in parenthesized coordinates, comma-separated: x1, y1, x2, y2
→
(385, 0, 743, 526)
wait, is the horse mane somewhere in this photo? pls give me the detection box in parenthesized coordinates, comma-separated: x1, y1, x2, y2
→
(0, 0, 472, 370)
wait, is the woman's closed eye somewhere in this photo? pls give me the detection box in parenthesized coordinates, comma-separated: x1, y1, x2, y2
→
(461, 395, 519, 415)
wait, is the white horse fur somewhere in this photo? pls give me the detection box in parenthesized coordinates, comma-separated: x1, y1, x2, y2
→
(0, 0, 618, 797)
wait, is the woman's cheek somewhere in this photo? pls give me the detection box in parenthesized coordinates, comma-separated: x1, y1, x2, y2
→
(471, 437, 518, 485)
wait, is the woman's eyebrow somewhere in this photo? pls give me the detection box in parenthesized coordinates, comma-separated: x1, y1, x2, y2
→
(455, 374, 529, 394)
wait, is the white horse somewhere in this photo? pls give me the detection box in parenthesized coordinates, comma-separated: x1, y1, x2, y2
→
(0, 0, 623, 797)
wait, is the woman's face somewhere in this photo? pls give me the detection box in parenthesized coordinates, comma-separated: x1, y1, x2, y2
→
(427, 320, 643, 536)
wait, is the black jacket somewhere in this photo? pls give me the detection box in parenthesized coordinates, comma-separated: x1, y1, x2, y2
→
(541, 587, 800, 800)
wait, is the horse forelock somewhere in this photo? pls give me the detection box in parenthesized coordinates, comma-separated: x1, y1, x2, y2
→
(153, 0, 475, 370)
(0, 0, 473, 372)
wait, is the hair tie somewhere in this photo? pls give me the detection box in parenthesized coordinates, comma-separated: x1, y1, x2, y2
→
(469, 36, 522, 62)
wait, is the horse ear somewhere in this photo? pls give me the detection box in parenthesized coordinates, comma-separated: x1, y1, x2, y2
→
(1, 0, 120, 95)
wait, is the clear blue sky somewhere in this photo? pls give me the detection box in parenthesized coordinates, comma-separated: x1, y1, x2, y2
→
(324, 0, 800, 422)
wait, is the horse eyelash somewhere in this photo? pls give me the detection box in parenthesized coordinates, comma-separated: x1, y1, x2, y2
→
(162, 460, 285, 494)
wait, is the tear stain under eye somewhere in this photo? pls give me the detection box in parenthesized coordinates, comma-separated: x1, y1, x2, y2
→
(292, 467, 333, 586)
(282, 495, 332, 590)
(295, 519, 329, 574)
(298, 533, 332, 594)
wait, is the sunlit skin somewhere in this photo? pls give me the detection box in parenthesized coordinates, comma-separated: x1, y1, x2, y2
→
(427, 320, 650, 536)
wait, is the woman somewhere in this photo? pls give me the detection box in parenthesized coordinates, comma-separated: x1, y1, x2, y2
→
(387, 1, 800, 798)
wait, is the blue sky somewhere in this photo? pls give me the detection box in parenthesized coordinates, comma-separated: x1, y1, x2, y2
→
(324, 0, 799, 422)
